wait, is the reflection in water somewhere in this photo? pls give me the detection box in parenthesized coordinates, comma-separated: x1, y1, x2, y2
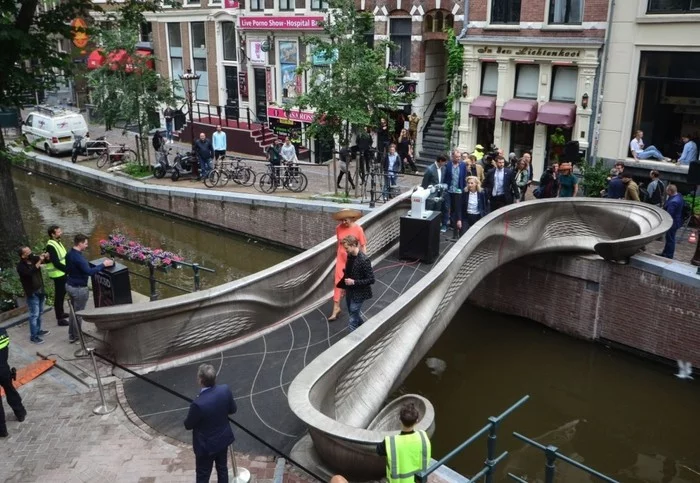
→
(398, 304, 700, 483)
(13, 169, 295, 298)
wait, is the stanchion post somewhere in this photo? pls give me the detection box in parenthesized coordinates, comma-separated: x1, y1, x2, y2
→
(68, 296, 88, 358)
(193, 263, 201, 291)
(148, 263, 158, 301)
(87, 347, 116, 415)
(484, 416, 498, 483)
(229, 443, 251, 483)
(544, 445, 558, 483)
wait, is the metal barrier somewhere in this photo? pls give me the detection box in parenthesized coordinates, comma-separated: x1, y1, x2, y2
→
(416, 395, 529, 483)
(119, 260, 215, 301)
(508, 433, 619, 483)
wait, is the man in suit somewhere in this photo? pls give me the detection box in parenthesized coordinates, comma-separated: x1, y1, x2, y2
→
(482, 155, 518, 211)
(421, 154, 449, 231)
(443, 149, 468, 236)
(184, 364, 237, 483)
(657, 184, 684, 259)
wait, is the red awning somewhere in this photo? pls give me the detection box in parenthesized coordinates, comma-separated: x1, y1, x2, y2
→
(469, 96, 496, 119)
(536, 101, 577, 128)
(500, 99, 538, 123)
(87, 49, 105, 70)
(134, 49, 155, 71)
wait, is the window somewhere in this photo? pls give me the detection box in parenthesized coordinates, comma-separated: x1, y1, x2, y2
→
(647, 0, 700, 13)
(481, 63, 498, 96)
(193, 58, 209, 101)
(389, 18, 411, 71)
(171, 57, 184, 98)
(549, 0, 583, 24)
(191, 22, 208, 101)
(279, 41, 299, 102)
(491, 0, 521, 24)
(311, 0, 329, 9)
(249, 0, 263, 10)
(167, 23, 184, 97)
(139, 23, 153, 43)
(551, 66, 578, 102)
(514, 64, 539, 99)
(186, 0, 199, 5)
(222, 22, 237, 61)
(167, 23, 182, 49)
(279, 0, 293, 10)
(364, 24, 375, 49)
(191, 22, 206, 54)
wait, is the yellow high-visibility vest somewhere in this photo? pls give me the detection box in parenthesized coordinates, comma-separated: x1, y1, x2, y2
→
(385, 430, 431, 483)
(44, 239, 67, 278)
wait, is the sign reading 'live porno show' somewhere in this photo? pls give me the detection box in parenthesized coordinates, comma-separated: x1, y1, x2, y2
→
(239, 16, 324, 30)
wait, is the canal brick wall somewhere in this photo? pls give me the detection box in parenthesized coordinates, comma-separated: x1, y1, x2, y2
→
(17, 152, 368, 251)
(469, 253, 700, 368)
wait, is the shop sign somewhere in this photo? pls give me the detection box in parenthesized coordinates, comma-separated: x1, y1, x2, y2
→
(224, 0, 240, 7)
(249, 40, 266, 64)
(266, 67, 273, 103)
(267, 106, 315, 124)
(477, 46, 581, 58)
(269, 117, 301, 137)
(239, 16, 324, 30)
(390, 80, 417, 96)
(71, 18, 89, 50)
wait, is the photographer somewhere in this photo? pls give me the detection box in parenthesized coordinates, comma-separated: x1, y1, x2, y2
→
(16, 246, 50, 344)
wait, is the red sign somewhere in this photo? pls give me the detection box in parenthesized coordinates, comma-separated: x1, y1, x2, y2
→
(265, 67, 273, 103)
(71, 18, 89, 49)
(224, 0, 240, 7)
(239, 16, 324, 30)
(267, 107, 315, 124)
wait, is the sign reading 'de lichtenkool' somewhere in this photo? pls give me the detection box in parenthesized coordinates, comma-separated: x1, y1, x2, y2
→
(478, 46, 581, 58)
(239, 16, 324, 30)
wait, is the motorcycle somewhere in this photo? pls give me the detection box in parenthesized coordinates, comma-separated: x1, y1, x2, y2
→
(152, 147, 174, 179)
(71, 132, 107, 163)
(170, 151, 196, 181)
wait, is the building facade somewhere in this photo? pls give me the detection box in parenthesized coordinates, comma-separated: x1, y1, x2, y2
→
(594, 1, 700, 163)
(457, 0, 608, 178)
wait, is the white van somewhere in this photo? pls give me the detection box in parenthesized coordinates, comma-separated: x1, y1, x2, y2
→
(21, 106, 88, 155)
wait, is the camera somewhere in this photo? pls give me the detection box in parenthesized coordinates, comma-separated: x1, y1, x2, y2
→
(482, 144, 500, 168)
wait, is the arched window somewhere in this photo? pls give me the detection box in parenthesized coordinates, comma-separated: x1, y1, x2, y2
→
(433, 11, 444, 33)
(424, 13, 434, 33)
(445, 14, 454, 29)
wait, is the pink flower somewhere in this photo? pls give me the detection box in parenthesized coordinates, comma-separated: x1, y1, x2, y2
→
(163, 258, 171, 265)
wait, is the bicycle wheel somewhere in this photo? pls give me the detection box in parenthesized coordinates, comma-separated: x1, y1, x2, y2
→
(298, 172, 308, 192)
(285, 172, 305, 192)
(204, 170, 220, 188)
(218, 169, 231, 187)
(240, 167, 255, 187)
(230, 167, 244, 185)
(122, 149, 138, 165)
(258, 173, 277, 193)
(96, 152, 109, 169)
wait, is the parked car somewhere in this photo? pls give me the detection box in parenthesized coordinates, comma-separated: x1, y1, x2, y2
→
(21, 106, 88, 155)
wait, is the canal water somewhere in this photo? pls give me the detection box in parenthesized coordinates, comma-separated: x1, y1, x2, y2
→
(13, 171, 700, 482)
(12, 169, 295, 298)
(398, 304, 700, 483)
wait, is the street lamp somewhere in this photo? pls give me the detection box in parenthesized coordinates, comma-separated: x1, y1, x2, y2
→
(179, 69, 201, 150)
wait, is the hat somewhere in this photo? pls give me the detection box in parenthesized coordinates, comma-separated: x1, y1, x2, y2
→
(475, 144, 484, 150)
(332, 208, 362, 221)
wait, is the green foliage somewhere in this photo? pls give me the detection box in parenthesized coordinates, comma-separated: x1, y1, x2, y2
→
(444, 28, 463, 146)
(0, 269, 23, 299)
(292, 0, 414, 149)
(683, 194, 700, 215)
(121, 162, 153, 178)
(577, 158, 610, 197)
(550, 128, 566, 146)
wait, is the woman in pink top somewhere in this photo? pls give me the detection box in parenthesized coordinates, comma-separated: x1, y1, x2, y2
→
(329, 208, 366, 321)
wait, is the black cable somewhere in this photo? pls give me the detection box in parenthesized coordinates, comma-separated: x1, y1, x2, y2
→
(92, 351, 325, 482)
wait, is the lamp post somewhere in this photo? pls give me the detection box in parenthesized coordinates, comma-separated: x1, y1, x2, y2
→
(179, 69, 201, 150)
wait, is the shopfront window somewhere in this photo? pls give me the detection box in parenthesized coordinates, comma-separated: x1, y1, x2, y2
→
(510, 123, 534, 158)
(279, 41, 299, 103)
(491, 0, 521, 24)
(389, 18, 411, 71)
(481, 62, 498, 96)
(551, 66, 577, 102)
(515, 64, 539, 99)
(647, 0, 700, 13)
(549, 0, 583, 24)
(222, 22, 237, 62)
(633, 51, 700, 157)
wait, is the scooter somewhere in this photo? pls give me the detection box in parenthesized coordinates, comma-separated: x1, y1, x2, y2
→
(170, 151, 197, 181)
(71, 132, 107, 163)
(152, 147, 174, 179)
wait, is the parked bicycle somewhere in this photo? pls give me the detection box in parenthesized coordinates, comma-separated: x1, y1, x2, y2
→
(96, 142, 137, 169)
(71, 131, 108, 163)
(204, 155, 256, 188)
(257, 162, 308, 194)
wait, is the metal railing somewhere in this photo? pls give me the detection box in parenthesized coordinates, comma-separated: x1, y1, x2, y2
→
(128, 260, 215, 301)
(416, 395, 530, 483)
(508, 433, 619, 483)
(188, 103, 267, 132)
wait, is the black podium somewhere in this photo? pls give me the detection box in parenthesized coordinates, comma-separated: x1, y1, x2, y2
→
(399, 211, 441, 264)
(90, 258, 133, 308)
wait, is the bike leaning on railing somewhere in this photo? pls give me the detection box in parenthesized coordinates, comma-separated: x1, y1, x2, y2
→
(257, 161, 308, 194)
(204, 155, 256, 188)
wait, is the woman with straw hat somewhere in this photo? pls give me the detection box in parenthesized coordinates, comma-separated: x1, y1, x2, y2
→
(329, 208, 366, 321)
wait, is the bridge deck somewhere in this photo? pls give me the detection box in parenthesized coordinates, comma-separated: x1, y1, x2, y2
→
(123, 238, 453, 455)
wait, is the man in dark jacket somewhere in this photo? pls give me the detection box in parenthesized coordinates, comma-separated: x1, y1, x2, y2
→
(45, 225, 69, 326)
(356, 127, 373, 183)
(16, 247, 50, 344)
(606, 170, 625, 199)
(338, 235, 375, 332)
(482, 156, 518, 211)
(194, 132, 214, 181)
(184, 363, 237, 483)
(443, 149, 468, 235)
(658, 184, 684, 259)
(0, 329, 27, 437)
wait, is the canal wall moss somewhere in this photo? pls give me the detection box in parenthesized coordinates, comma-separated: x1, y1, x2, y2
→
(17, 151, 368, 251)
(469, 252, 700, 368)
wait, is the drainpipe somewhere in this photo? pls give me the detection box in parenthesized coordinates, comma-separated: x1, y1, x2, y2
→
(589, 0, 616, 164)
(456, 0, 469, 39)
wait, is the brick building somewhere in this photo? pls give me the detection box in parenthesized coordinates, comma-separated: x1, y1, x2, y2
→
(146, 0, 464, 159)
(457, 0, 609, 178)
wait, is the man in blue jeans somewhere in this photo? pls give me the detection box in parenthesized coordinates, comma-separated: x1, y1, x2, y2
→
(657, 184, 684, 259)
(337, 235, 375, 332)
(16, 247, 51, 344)
(194, 132, 214, 181)
(65, 234, 114, 344)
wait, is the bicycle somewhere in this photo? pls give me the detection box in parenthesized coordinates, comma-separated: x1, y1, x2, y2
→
(204, 156, 256, 188)
(96, 142, 137, 169)
(257, 162, 308, 194)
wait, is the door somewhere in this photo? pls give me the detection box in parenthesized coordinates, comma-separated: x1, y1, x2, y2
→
(254, 68, 267, 123)
(224, 66, 239, 120)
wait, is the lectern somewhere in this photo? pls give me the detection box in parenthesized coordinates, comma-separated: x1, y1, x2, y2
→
(90, 258, 133, 308)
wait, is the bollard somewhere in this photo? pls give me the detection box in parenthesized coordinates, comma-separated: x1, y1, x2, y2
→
(148, 263, 158, 301)
(67, 297, 88, 358)
(544, 445, 558, 483)
(193, 263, 201, 291)
(229, 443, 251, 483)
(87, 347, 116, 415)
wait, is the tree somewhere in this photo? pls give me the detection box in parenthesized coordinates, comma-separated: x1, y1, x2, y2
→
(291, 0, 415, 194)
(443, 28, 463, 147)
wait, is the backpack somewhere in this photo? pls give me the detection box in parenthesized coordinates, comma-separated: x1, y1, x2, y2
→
(638, 184, 650, 203)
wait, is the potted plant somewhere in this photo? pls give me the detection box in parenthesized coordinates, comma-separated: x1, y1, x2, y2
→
(387, 62, 408, 78)
(549, 128, 566, 161)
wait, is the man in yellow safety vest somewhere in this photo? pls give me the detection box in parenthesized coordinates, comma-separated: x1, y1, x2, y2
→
(377, 403, 431, 483)
(44, 225, 69, 326)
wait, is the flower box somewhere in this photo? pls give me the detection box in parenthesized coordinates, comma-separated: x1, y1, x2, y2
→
(99, 232, 184, 271)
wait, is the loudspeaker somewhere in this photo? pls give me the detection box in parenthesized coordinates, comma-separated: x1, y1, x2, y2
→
(688, 161, 700, 185)
(399, 212, 441, 264)
(564, 141, 580, 162)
